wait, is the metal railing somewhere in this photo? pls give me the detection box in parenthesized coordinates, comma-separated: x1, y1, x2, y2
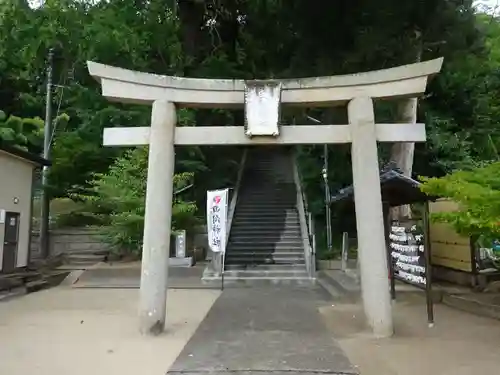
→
(210, 149, 248, 280)
(291, 149, 316, 279)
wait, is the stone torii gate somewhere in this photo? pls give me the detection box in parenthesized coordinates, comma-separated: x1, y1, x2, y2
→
(87, 58, 443, 337)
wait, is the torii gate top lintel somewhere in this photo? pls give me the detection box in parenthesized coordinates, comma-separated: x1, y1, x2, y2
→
(87, 58, 443, 108)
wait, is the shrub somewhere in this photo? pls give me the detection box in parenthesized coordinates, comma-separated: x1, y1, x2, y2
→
(74, 147, 198, 256)
(420, 161, 500, 242)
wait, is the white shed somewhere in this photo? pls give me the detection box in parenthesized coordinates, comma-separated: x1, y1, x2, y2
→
(0, 142, 50, 273)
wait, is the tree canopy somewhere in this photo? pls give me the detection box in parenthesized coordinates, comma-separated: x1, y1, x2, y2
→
(1, 0, 500, 253)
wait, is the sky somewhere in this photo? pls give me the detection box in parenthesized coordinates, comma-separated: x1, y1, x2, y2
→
(476, 0, 500, 12)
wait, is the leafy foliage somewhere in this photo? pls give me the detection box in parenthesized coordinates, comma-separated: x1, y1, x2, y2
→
(420, 162, 500, 239)
(73, 147, 198, 255)
(0, 110, 44, 152)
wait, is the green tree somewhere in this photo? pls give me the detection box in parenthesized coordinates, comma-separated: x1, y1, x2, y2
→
(420, 161, 500, 240)
(1, 0, 499, 246)
(74, 147, 198, 255)
(0, 110, 44, 152)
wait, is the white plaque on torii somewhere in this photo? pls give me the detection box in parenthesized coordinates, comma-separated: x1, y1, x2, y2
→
(244, 81, 282, 137)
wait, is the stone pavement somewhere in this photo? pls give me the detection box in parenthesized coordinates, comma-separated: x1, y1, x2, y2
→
(168, 286, 358, 375)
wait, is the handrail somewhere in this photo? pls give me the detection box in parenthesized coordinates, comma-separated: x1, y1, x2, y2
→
(291, 148, 316, 279)
(212, 149, 248, 277)
(225, 149, 248, 251)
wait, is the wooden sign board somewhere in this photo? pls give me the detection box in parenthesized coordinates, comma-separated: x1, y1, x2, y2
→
(388, 218, 434, 326)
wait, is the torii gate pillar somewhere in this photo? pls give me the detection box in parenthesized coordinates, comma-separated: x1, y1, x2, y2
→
(139, 100, 176, 334)
(349, 97, 392, 336)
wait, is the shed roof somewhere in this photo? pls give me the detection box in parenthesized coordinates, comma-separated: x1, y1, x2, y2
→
(0, 141, 51, 166)
(330, 164, 437, 207)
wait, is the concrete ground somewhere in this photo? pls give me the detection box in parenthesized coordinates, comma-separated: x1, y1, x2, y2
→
(0, 287, 219, 375)
(4, 260, 500, 375)
(320, 294, 500, 375)
(168, 286, 357, 375)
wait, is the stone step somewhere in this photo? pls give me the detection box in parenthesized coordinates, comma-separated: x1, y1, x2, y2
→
(0, 276, 23, 292)
(236, 205, 297, 210)
(229, 231, 301, 237)
(235, 209, 298, 214)
(242, 179, 294, 183)
(225, 257, 305, 265)
(226, 251, 305, 258)
(240, 185, 295, 189)
(66, 249, 109, 256)
(234, 214, 298, 219)
(233, 212, 298, 216)
(229, 226, 301, 232)
(231, 223, 300, 228)
(228, 242, 303, 249)
(228, 234, 301, 239)
(246, 163, 291, 167)
(202, 272, 316, 287)
(228, 245, 304, 252)
(225, 263, 305, 271)
(226, 252, 304, 257)
(243, 174, 291, 178)
(238, 201, 296, 205)
(229, 237, 303, 243)
(213, 276, 315, 287)
(230, 233, 301, 239)
(230, 236, 302, 243)
(66, 253, 106, 265)
(25, 279, 49, 293)
(0, 286, 27, 302)
(240, 191, 296, 196)
(232, 223, 301, 228)
(223, 269, 309, 278)
(317, 270, 361, 301)
(232, 216, 299, 221)
(228, 247, 303, 253)
(231, 228, 301, 233)
(67, 253, 106, 261)
(237, 202, 297, 207)
(203, 275, 314, 287)
(229, 240, 302, 246)
(232, 216, 299, 223)
(244, 167, 292, 170)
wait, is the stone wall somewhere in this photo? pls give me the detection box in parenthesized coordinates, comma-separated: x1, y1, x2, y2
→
(30, 228, 109, 260)
(30, 226, 209, 261)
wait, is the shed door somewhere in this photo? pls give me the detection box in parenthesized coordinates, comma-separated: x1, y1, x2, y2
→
(2, 212, 20, 272)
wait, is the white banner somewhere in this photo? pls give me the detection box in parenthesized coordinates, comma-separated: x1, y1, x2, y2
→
(207, 189, 229, 253)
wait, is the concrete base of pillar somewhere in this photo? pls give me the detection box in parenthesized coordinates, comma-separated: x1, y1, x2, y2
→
(169, 257, 194, 267)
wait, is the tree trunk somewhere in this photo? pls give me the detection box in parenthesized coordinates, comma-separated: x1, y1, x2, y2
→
(390, 30, 422, 220)
(391, 98, 417, 218)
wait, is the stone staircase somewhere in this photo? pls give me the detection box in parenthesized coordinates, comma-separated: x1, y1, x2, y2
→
(222, 147, 312, 285)
(63, 249, 108, 269)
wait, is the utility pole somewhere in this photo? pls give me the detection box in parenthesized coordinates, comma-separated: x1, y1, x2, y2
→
(40, 48, 54, 259)
(307, 115, 332, 252)
(322, 144, 332, 252)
